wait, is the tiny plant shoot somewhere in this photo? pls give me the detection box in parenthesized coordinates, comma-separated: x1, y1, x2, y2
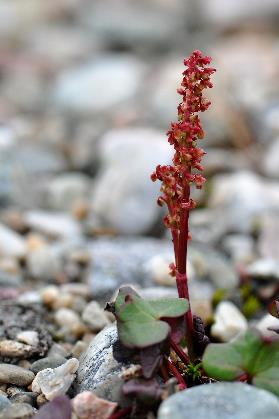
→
(151, 50, 216, 355)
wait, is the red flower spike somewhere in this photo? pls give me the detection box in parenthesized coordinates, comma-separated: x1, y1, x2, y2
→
(151, 51, 215, 359)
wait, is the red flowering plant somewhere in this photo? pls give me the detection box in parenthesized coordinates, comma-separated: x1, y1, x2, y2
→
(105, 51, 217, 416)
(151, 50, 216, 357)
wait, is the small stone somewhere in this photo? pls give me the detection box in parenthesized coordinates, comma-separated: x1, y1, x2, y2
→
(32, 358, 79, 400)
(47, 343, 69, 359)
(0, 364, 34, 386)
(247, 259, 279, 282)
(10, 392, 35, 406)
(255, 314, 279, 337)
(46, 173, 91, 212)
(16, 331, 39, 347)
(54, 308, 81, 328)
(0, 224, 26, 258)
(40, 286, 60, 307)
(71, 341, 88, 359)
(27, 244, 63, 281)
(158, 382, 279, 419)
(82, 302, 110, 332)
(72, 391, 117, 419)
(54, 309, 86, 337)
(25, 211, 81, 239)
(30, 356, 67, 375)
(36, 393, 48, 408)
(0, 341, 33, 359)
(144, 254, 176, 287)
(6, 386, 24, 397)
(211, 301, 248, 342)
(0, 402, 34, 419)
(0, 394, 11, 411)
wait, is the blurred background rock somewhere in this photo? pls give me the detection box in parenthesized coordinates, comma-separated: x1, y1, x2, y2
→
(0, 0, 279, 309)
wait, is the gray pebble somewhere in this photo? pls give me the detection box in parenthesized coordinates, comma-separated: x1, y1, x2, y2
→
(30, 356, 67, 375)
(0, 364, 35, 387)
(10, 392, 36, 406)
(0, 394, 11, 411)
(0, 402, 34, 419)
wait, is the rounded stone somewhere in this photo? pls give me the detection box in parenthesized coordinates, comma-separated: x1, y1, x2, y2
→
(30, 356, 67, 375)
(0, 364, 35, 387)
(158, 383, 279, 419)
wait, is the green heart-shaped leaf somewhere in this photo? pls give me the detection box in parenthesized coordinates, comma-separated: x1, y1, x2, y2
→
(111, 287, 189, 349)
(203, 329, 279, 396)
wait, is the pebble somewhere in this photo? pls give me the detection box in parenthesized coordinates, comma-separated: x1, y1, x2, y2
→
(54, 308, 81, 330)
(26, 243, 63, 281)
(16, 331, 39, 347)
(211, 301, 248, 342)
(30, 356, 67, 375)
(0, 341, 33, 359)
(247, 259, 279, 282)
(24, 211, 81, 239)
(32, 358, 79, 400)
(208, 171, 268, 232)
(10, 392, 35, 406)
(0, 394, 11, 411)
(158, 382, 279, 419)
(255, 314, 279, 337)
(0, 224, 26, 258)
(82, 301, 110, 332)
(0, 402, 34, 419)
(72, 391, 117, 419)
(0, 364, 35, 386)
(46, 173, 91, 212)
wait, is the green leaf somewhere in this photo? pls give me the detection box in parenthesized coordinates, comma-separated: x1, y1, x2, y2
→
(203, 329, 279, 396)
(111, 287, 189, 349)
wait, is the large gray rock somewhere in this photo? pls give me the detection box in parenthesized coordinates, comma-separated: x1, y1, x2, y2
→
(208, 171, 279, 233)
(75, 325, 131, 402)
(90, 128, 171, 235)
(53, 55, 144, 113)
(158, 382, 279, 419)
(87, 237, 172, 299)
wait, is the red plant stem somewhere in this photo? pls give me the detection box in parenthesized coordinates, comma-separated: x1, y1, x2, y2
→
(170, 339, 190, 366)
(109, 407, 132, 419)
(166, 359, 187, 389)
(160, 363, 170, 382)
(175, 183, 195, 358)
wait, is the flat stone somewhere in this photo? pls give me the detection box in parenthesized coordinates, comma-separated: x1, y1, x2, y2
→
(0, 341, 33, 359)
(0, 402, 34, 419)
(30, 356, 67, 375)
(158, 382, 279, 419)
(0, 364, 35, 386)
(24, 211, 81, 239)
(75, 325, 131, 402)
